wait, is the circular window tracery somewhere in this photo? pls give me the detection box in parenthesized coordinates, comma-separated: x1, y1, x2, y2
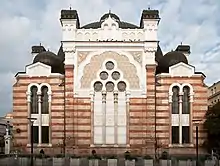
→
(105, 61, 114, 70)
(117, 81, 126, 92)
(112, 71, 120, 80)
(105, 81, 115, 92)
(94, 81, 103, 92)
(100, 71, 108, 80)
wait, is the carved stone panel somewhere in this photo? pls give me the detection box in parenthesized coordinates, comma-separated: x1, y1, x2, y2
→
(130, 51, 142, 64)
(77, 51, 90, 65)
(80, 51, 140, 89)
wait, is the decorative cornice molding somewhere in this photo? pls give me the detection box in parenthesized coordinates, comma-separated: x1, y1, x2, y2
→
(64, 47, 76, 53)
(144, 47, 157, 53)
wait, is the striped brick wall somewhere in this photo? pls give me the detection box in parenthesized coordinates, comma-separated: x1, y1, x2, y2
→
(12, 66, 208, 155)
(13, 76, 64, 152)
(145, 65, 157, 154)
(129, 98, 147, 154)
(156, 76, 208, 154)
(64, 65, 74, 151)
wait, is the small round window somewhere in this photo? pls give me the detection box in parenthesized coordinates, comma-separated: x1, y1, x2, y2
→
(106, 81, 115, 92)
(100, 71, 108, 80)
(117, 81, 126, 92)
(112, 71, 120, 80)
(105, 61, 114, 70)
(94, 81, 103, 92)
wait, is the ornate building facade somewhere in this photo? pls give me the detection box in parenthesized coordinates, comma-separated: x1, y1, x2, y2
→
(12, 9, 208, 155)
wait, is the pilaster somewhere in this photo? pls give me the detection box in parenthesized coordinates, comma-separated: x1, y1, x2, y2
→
(102, 90, 107, 144)
(113, 90, 118, 145)
(37, 91, 42, 145)
(145, 65, 156, 152)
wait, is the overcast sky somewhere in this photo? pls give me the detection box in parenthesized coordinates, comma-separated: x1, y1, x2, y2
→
(0, 0, 219, 116)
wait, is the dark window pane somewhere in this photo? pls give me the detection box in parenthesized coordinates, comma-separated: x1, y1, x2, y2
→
(32, 126, 39, 144)
(31, 86, 38, 114)
(172, 87, 179, 114)
(41, 86, 49, 114)
(42, 126, 49, 144)
(182, 126, 190, 144)
(172, 126, 179, 144)
(182, 86, 190, 114)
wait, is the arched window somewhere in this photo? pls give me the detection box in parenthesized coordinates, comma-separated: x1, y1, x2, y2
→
(30, 86, 38, 114)
(172, 86, 179, 114)
(41, 86, 49, 114)
(182, 86, 190, 114)
(41, 86, 49, 144)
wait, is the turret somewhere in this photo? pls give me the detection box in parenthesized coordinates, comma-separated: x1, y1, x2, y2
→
(140, 9, 160, 41)
(31, 45, 46, 60)
(60, 9, 80, 41)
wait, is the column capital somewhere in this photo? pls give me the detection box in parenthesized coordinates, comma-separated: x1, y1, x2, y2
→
(102, 91, 107, 103)
(125, 91, 130, 102)
(26, 92, 31, 102)
(90, 91, 95, 102)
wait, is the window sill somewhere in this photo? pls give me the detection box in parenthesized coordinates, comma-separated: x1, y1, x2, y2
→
(168, 144, 194, 148)
(27, 143, 52, 148)
(90, 144, 130, 148)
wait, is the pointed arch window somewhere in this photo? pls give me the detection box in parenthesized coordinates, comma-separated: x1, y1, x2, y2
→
(30, 86, 38, 114)
(172, 86, 179, 114)
(182, 86, 190, 114)
(41, 86, 49, 114)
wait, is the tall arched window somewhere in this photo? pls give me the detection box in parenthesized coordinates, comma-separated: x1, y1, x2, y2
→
(41, 86, 49, 114)
(41, 86, 49, 144)
(93, 60, 127, 145)
(182, 86, 190, 114)
(170, 84, 191, 145)
(172, 86, 179, 114)
(182, 86, 190, 143)
(30, 86, 38, 114)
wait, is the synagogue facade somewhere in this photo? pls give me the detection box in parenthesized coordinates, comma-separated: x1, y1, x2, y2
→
(12, 9, 208, 155)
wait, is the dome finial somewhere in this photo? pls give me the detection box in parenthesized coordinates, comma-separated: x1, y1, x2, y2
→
(40, 42, 41, 46)
(69, 4, 72, 10)
(148, 2, 151, 10)
(181, 42, 183, 45)
(109, 9, 111, 14)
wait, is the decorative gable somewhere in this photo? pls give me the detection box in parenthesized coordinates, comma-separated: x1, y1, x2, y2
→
(26, 62, 51, 77)
(169, 62, 195, 77)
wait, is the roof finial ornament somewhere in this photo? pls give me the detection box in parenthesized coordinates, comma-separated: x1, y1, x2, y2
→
(69, 4, 72, 10)
(109, 9, 111, 14)
(40, 42, 41, 46)
(148, 2, 151, 10)
(181, 42, 183, 45)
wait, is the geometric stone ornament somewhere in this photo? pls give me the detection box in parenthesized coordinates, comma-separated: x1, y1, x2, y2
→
(169, 62, 195, 77)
